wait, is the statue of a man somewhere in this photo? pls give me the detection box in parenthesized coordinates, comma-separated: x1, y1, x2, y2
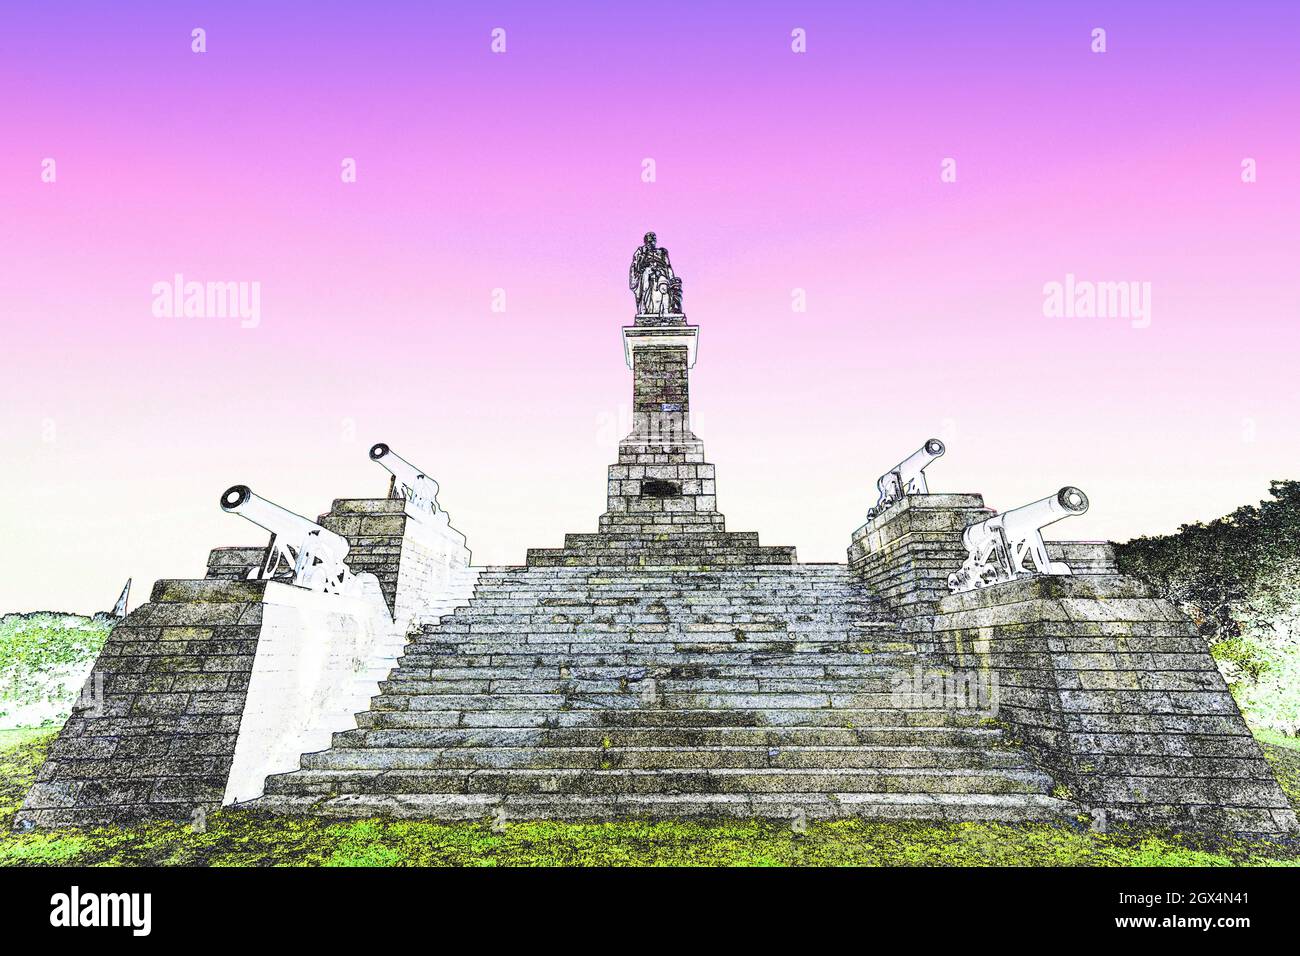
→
(629, 232, 677, 314)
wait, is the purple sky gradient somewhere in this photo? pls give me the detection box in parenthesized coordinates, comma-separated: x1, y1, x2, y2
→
(2, 1, 1298, 612)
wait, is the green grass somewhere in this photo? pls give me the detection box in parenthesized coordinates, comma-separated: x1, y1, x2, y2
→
(1, 728, 1297, 867)
(0, 726, 60, 750)
(1256, 728, 1300, 813)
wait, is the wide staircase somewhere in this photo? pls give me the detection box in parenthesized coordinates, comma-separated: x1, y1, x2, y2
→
(255, 565, 1074, 822)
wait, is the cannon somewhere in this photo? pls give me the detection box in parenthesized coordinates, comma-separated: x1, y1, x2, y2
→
(868, 439, 945, 518)
(369, 443, 442, 519)
(220, 485, 358, 595)
(948, 486, 1090, 593)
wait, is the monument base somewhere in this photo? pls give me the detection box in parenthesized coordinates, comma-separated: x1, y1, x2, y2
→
(930, 574, 1297, 834)
(527, 436, 796, 567)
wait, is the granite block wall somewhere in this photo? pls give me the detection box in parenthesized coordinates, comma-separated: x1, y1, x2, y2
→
(848, 494, 991, 623)
(849, 492, 1298, 834)
(17, 495, 478, 829)
(930, 575, 1297, 834)
(15, 579, 267, 829)
(318, 496, 476, 634)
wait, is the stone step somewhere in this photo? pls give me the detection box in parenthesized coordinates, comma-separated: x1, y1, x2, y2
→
(438, 623, 896, 634)
(432, 597, 887, 610)
(427, 614, 884, 628)
(457, 594, 876, 605)
(452, 585, 879, 596)
(329, 725, 1007, 750)
(353, 707, 992, 730)
(367, 691, 938, 712)
(377, 676, 913, 696)
(525, 544, 799, 568)
(252, 791, 1078, 823)
(416, 663, 912, 680)
(405, 633, 909, 647)
(395, 647, 915, 660)
(392, 651, 919, 670)
(300, 745, 1026, 772)
(264, 766, 1054, 797)
(253, 562, 1063, 823)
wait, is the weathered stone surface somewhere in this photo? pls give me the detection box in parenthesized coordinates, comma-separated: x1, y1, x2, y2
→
(14, 579, 267, 829)
(318, 497, 477, 633)
(530, 307, 794, 567)
(17, 494, 480, 830)
(848, 494, 991, 620)
(928, 568, 1297, 834)
(252, 565, 1074, 823)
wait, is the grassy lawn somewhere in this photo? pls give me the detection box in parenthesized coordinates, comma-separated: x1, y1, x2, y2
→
(2, 728, 1298, 867)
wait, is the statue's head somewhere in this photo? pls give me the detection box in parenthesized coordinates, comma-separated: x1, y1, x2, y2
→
(643, 232, 657, 247)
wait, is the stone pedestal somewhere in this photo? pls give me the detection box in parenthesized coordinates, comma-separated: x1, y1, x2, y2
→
(930, 574, 1298, 834)
(15, 579, 269, 829)
(847, 494, 992, 621)
(222, 579, 400, 805)
(207, 497, 478, 635)
(319, 497, 477, 634)
(600, 315, 722, 534)
(526, 310, 795, 567)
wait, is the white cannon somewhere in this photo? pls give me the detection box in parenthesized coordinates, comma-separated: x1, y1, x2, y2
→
(220, 485, 358, 595)
(868, 439, 945, 518)
(369, 443, 442, 519)
(948, 486, 1090, 593)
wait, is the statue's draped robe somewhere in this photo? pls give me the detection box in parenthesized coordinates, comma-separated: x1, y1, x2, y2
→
(629, 246, 674, 314)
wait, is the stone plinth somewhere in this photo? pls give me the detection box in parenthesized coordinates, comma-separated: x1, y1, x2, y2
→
(223, 578, 400, 804)
(929, 574, 1298, 834)
(847, 494, 992, 621)
(206, 546, 271, 580)
(528, 308, 794, 567)
(599, 440, 724, 535)
(319, 497, 477, 634)
(1046, 541, 1118, 574)
(526, 531, 796, 567)
(15, 579, 268, 829)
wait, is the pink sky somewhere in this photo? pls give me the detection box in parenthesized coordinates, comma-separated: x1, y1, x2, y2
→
(2, 1, 1298, 613)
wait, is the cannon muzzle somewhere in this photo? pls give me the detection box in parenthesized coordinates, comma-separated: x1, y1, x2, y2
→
(221, 484, 252, 511)
(369, 442, 442, 518)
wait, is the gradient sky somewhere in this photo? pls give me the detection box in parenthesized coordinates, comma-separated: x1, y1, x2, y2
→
(2, 1, 1298, 613)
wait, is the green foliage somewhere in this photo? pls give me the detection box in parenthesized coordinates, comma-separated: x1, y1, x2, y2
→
(0, 612, 112, 671)
(1117, 480, 1300, 734)
(0, 613, 114, 726)
(1, 729, 1296, 868)
(1211, 637, 1268, 682)
(1257, 732, 1300, 813)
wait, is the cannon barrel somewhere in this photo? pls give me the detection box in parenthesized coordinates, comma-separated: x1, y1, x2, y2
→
(896, 438, 945, 479)
(220, 485, 351, 561)
(369, 443, 440, 510)
(994, 486, 1088, 539)
(962, 486, 1088, 550)
(875, 438, 945, 504)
